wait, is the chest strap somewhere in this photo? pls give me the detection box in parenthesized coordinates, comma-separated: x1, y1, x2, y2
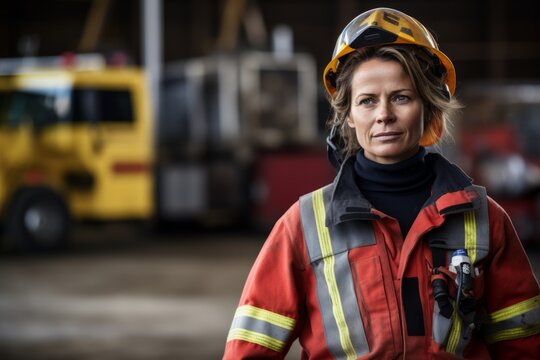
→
(430, 185, 490, 356)
(430, 185, 490, 264)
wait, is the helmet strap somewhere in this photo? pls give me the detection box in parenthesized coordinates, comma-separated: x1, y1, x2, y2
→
(326, 124, 343, 170)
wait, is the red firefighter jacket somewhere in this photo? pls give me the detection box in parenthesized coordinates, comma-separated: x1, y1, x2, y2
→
(223, 154, 540, 359)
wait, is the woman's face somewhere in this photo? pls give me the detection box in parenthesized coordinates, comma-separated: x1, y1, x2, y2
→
(347, 58, 424, 164)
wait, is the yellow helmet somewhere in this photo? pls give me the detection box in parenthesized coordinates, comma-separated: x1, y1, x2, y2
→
(323, 7, 456, 97)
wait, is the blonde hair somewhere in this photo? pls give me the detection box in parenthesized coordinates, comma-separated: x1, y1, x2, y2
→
(327, 45, 462, 158)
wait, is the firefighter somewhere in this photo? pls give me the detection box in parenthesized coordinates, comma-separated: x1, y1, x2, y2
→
(223, 7, 540, 359)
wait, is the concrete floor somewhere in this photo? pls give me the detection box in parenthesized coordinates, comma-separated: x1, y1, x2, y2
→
(0, 225, 266, 360)
(0, 224, 539, 359)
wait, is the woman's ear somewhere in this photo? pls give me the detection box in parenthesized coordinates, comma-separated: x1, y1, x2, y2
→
(346, 116, 355, 128)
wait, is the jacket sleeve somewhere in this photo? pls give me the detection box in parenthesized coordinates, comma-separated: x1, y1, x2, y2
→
(223, 203, 306, 359)
(483, 199, 540, 359)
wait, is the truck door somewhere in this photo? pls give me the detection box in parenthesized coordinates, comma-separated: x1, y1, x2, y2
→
(68, 73, 154, 220)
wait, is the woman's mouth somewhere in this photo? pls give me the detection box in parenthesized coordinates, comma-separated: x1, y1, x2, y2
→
(373, 131, 402, 141)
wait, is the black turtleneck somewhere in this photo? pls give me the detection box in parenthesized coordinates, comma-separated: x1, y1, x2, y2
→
(354, 148, 435, 238)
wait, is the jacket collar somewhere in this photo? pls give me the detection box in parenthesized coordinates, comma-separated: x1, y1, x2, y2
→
(326, 152, 480, 226)
(326, 155, 377, 226)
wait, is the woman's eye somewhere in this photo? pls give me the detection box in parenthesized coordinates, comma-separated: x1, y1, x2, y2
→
(394, 95, 410, 103)
(358, 98, 375, 105)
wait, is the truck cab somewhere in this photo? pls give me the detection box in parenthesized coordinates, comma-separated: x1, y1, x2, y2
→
(0, 62, 154, 250)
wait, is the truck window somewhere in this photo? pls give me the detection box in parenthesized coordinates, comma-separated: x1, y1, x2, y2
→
(0, 88, 70, 128)
(72, 89, 133, 123)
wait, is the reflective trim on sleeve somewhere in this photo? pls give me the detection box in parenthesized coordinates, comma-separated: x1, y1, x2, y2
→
(484, 323, 540, 344)
(227, 328, 285, 352)
(227, 305, 296, 352)
(234, 305, 296, 330)
(486, 295, 540, 323)
(300, 186, 370, 360)
(483, 295, 540, 344)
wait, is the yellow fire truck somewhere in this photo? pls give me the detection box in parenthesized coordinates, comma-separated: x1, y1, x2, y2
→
(0, 52, 332, 251)
(0, 57, 154, 250)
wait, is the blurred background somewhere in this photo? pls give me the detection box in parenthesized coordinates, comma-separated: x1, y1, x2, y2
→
(0, 0, 539, 359)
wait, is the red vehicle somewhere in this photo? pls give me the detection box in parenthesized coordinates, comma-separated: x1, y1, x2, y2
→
(458, 83, 540, 247)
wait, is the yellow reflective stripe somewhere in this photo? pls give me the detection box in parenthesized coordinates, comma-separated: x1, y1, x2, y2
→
(227, 328, 285, 352)
(313, 189, 357, 360)
(446, 210, 477, 354)
(487, 295, 540, 323)
(446, 309, 461, 354)
(235, 305, 296, 330)
(485, 323, 540, 344)
(464, 211, 477, 263)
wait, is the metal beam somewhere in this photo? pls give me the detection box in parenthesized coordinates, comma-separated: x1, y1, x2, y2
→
(78, 0, 112, 53)
(141, 0, 162, 140)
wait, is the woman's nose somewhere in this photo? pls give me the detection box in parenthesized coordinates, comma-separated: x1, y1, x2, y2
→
(376, 102, 395, 124)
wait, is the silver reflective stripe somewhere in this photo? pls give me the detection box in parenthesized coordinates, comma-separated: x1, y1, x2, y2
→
(300, 186, 372, 359)
(231, 316, 291, 343)
(483, 295, 540, 344)
(301, 186, 376, 262)
(484, 306, 540, 337)
(227, 305, 296, 352)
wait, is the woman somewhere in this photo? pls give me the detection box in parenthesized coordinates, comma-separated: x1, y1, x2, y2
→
(223, 8, 539, 359)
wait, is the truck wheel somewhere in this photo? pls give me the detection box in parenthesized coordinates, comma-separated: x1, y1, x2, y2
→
(4, 188, 71, 252)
